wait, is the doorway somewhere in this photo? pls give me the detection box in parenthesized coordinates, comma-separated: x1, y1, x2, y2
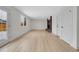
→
(46, 16, 52, 32)
(0, 9, 8, 42)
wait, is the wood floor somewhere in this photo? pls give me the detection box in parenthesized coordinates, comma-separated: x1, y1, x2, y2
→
(0, 30, 77, 52)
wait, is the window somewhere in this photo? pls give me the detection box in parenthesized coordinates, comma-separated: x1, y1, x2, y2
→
(0, 9, 7, 31)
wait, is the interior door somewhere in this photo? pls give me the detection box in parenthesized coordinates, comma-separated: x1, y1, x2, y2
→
(60, 7, 73, 44)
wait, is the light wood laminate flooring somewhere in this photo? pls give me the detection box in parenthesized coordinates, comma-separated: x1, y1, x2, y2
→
(0, 30, 77, 52)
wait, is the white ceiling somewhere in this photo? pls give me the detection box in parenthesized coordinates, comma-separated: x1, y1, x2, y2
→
(15, 6, 63, 20)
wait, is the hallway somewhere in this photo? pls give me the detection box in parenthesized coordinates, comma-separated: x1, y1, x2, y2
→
(0, 30, 76, 52)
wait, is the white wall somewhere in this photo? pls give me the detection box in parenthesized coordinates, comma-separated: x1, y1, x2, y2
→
(52, 16, 57, 35)
(60, 7, 73, 47)
(62, 7, 75, 48)
(52, 6, 77, 49)
(0, 6, 31, 43)
(72, 7, 77, 49)
(77, 6, 79, 49)
(31, 19, 47, 30)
